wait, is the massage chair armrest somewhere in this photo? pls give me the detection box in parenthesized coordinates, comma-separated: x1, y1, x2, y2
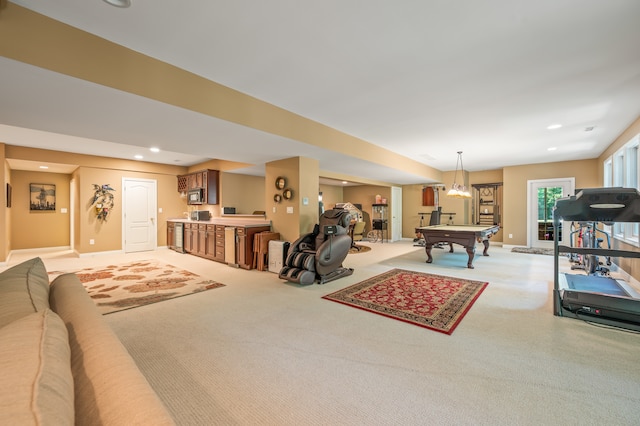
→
(315, 234, 352, 268)
(288, 232, 316, 253)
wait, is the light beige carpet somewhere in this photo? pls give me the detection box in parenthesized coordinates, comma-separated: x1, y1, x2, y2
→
(49, 260, 225, 314)
(17, 244, 640, 425)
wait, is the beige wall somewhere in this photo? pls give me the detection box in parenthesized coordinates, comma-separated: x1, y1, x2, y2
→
(298, 157, 321, 235)
(502, 159, 599, 246)
(75, 167, 188, 253)
(265, 157, 320, 242)
(77, 167, 122, 253)
(3, 146, 189, 257)
(220, 173, 266, 214)
(319, 184, 344, 214)
(401, 184, 426, 238)
(10, 170, 71, 250)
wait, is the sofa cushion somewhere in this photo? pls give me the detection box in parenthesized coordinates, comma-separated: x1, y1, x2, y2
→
(0, 309, 74, 425)
(0, 257, 50, 329)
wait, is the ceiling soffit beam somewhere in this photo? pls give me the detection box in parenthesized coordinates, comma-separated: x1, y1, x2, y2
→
(0, 3, 440, 183)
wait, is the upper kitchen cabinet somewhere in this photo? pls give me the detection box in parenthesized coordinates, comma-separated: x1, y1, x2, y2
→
(178, 169, 220, 205)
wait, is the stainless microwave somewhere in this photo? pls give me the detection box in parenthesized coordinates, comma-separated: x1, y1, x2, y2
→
(187, 188, 204, 204)
(190, 210, 211, 221)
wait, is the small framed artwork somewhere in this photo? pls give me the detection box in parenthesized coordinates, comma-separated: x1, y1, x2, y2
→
(6, 183, 11, 208)
(30, 183, 56, 211)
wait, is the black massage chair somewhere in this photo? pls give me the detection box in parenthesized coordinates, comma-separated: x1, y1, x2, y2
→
(279, 209, 354, 285)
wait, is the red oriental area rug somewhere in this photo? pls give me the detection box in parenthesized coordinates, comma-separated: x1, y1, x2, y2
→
(322, 269, 488, 335)
(49, 260, 225, 315)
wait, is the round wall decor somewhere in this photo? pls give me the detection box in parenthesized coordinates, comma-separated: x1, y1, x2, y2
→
(274, 193, 282, 203)
(275, 176, 286, 190)
(283, 188, 293, 200)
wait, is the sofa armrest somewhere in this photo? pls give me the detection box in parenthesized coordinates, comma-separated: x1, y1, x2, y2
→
(49, 273, 175, 426)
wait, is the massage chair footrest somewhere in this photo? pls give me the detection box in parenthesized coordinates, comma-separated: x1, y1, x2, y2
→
(318, 267, 354, 285)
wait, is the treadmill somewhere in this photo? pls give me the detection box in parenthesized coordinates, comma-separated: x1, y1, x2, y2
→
(553, 187, 640, 332)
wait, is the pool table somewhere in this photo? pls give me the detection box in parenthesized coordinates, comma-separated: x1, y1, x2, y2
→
(415, 224, 500, 268)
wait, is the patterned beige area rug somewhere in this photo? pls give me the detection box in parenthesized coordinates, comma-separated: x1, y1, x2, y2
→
(349, 244, 372, 254)
(49, 260, 225, 315)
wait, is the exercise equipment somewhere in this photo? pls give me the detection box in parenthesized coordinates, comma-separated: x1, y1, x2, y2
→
(553, 187, 640, 332)
(568, 221, 611, 275)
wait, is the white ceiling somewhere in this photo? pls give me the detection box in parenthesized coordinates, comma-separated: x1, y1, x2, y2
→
(2, 0, 640, 185)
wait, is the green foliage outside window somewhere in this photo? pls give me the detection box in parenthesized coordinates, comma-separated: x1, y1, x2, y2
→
(538, 186, 564, 222)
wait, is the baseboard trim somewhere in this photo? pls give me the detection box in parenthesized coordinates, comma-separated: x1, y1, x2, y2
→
(78, 249, 124, 258)
(7, 246, 72, 261)
(502, 244, 520, 249)
(9, 246, 72, 256)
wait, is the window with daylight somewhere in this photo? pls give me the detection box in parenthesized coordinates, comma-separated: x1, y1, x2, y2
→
(604, 134, 640, 246)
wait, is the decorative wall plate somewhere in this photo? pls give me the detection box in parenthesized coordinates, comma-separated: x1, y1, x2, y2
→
(275, 176, 286, 190)
(283, 188, 293, 200)
(274, 194, 282, 203)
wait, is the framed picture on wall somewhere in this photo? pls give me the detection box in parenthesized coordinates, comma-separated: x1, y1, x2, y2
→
(30, 183, 56, 211)
(6, 183, 11, 208)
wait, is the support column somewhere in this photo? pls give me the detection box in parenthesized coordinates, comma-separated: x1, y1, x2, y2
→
(265, 157, 319, 243)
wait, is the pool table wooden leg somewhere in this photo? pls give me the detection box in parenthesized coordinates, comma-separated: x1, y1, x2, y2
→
(482, 239, 490, 256)
(424, 243, 434, 263)
(465, 245, 476, 269)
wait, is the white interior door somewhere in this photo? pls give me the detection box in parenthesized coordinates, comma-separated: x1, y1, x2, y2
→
(391, 186, 402, 241)
(123, 178, 157, 253)
(527, 178, 574, 248)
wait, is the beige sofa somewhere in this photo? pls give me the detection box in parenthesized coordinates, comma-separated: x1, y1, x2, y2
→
(0, 257, 175, 425)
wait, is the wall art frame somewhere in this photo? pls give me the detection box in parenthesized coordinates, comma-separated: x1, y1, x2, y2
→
(30, 183, 56, 211)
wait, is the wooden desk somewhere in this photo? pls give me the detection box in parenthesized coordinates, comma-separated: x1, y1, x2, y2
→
(415, 224, 500, 268)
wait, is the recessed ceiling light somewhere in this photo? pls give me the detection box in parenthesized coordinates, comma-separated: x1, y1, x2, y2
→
(547, 124, 562, 130)
(39, 165, 49, 169)
(102, 0, 131, 7)
(150, 147, 160, 153)
(547, 147, 557, 151)
(342, 181, 348, 185)
(134, 155, 143, 160)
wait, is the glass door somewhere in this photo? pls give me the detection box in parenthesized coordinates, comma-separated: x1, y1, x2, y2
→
(537, 187, 564, 242)
(528, 178, 574, 248)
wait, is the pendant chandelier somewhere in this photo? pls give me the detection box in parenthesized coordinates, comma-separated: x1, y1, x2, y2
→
(446, 151, 472, 198)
